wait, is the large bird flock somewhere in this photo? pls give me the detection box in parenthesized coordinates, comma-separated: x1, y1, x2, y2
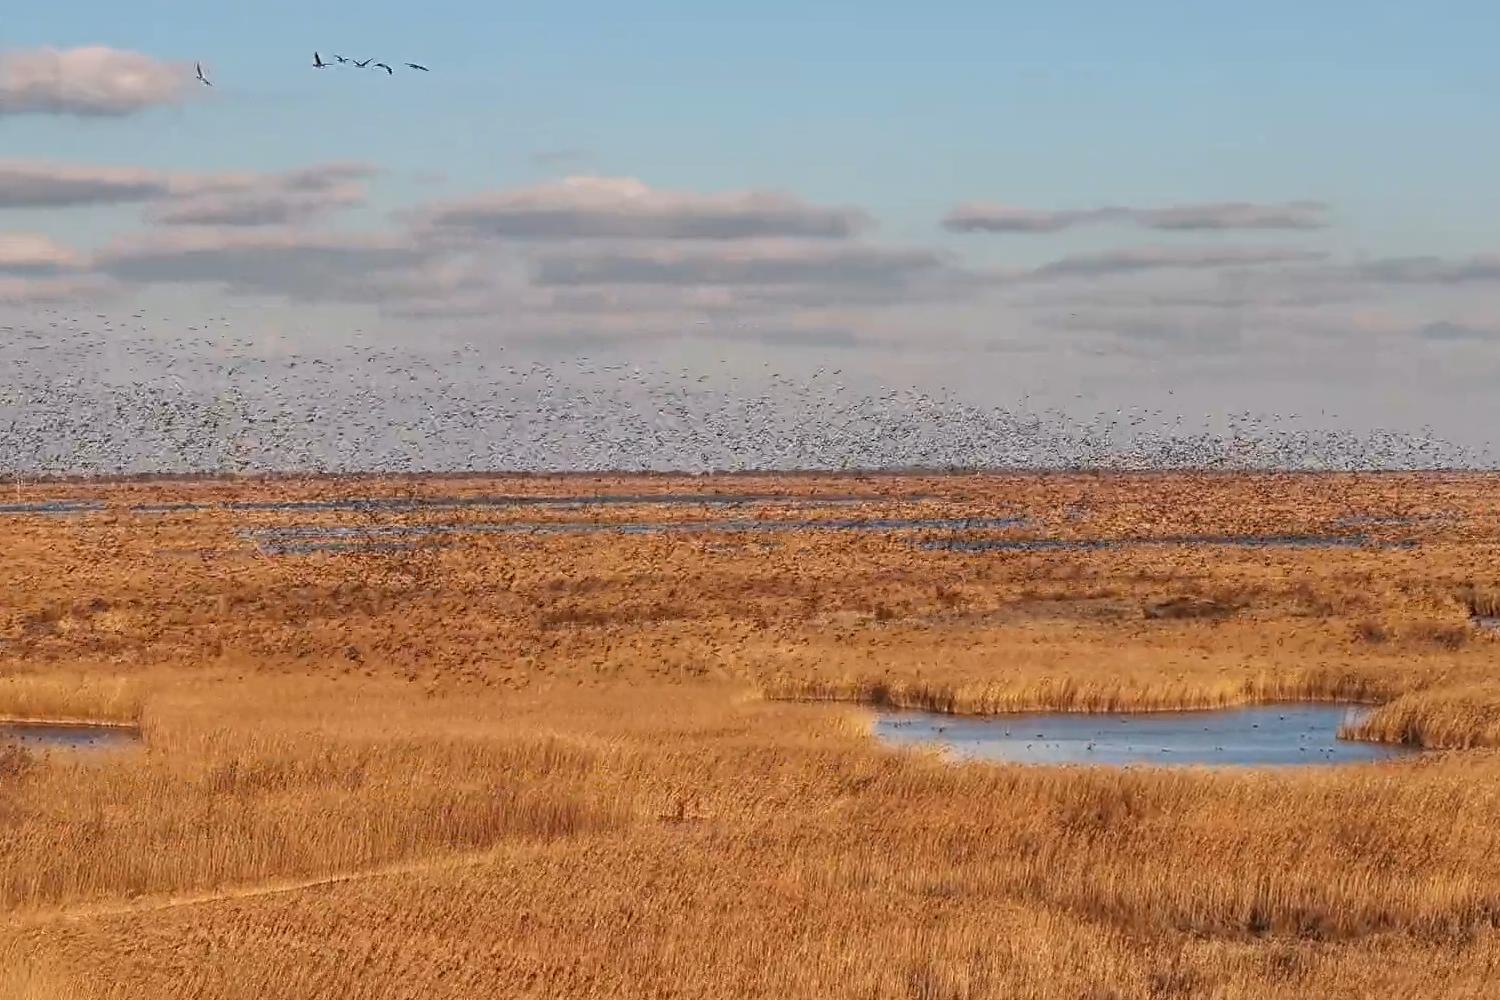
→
(194, 52, 427, 87)
(0, 308, 1490, 479)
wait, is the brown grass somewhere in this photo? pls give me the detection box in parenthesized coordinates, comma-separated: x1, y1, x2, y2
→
(5, 471, 1500, 998)
(0, 675, 143, 725)
(1456, 583, 1500, 618)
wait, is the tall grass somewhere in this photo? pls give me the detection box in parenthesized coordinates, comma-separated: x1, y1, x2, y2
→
(6, 472, 1500, 997)
(0, 675, 143, 725)
(758, 665, 1398, 716)
(0, 727, 630, 913)
(1344, 687, 1500, 748)
(1456, 583, 1500, 618)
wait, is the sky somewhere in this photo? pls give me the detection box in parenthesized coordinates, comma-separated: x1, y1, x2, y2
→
(3, 1, 1500, 459)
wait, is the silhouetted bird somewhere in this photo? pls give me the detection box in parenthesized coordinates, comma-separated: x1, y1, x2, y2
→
(195, 63, 212, 87)
(373, 62, 394, 75)
(313, 52, 329, 68)
(405, 62, 429, 71)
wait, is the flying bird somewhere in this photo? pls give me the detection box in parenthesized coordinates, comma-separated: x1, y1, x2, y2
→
(353, 58, 373, 68)
(195, 63, 212, 87)
(313, 52, 329, 68)
(333, 54, 350, 64)
(405, 62, 429, 71)
(373, 62, 394, 75)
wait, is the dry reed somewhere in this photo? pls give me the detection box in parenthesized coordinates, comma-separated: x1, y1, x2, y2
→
(4, 472, 1500, 998)
(0, 675, 143, 725)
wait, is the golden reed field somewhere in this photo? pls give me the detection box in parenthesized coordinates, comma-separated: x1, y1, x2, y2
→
(5, 471, 1500, 999)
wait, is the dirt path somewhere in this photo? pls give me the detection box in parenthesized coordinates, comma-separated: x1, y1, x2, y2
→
(3, 851, 489, 928)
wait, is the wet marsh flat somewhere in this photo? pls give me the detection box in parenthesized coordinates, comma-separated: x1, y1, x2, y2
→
(3, 471, 1500, 998)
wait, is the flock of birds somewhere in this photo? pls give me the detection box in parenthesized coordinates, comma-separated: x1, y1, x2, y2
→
(0, 306, 1491, 479)
(194, 52, 427, 87)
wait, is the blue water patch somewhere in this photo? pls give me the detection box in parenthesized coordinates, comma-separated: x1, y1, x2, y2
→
(131, 493, 919, 514)
(244, 515, 1029, 554)
(923, 533, 1419, 553)
(1, 722, 141, 751)
(875, 704, 1416, 768)
(0, 500, 105, 515)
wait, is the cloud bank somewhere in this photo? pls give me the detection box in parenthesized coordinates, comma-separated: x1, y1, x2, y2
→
(0, 233, 81, 274)
(944, 200, 1329, 234)
(10, 156, 1500, 363)
(0, 46, 191, 117)
(418, 176, 869, 241)
(0, 160, 376, 225)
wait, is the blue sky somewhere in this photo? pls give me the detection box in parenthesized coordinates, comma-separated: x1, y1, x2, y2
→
(4, 1, 1500, 447)
(11, 0, 1499, 249)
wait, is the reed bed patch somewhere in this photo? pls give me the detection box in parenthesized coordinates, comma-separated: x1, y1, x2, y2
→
(1455, 583, 1500, 618)
(1345, 688, 1500, 749)
(758, 664, 1398, 718)
(5, 472, 1500, 997)
(0, 675, 143, 726)
(0, 728, 631, 913)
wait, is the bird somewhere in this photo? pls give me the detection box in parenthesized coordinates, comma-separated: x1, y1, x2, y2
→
(333, 54, 350, 64)
(313, 52, 329, 68)
(195, 63, 212, 87)
(405, 62, 429, 71)
(353, 58, 373, 68)
(373, 62, 394, 75)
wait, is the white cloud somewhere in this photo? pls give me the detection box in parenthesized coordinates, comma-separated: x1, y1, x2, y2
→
(1032, 246, 1327, 278)
(1359, 255, 1500, 285)
(93, 227, 429, 300)
(1138, 201, 1329, 231)
(0, 233, 81, 274)
(944, 200, 1329, 234)
(944, 205, 1124, 233)
(149, 185, 368, 226)
(0, 161, 174, 207)
(0, 160, 376, 215)
(0, 275, 114, 303)
(0, 46, 192, 117)
(531, 241, 945, 286)
(416, 176, 870, 241)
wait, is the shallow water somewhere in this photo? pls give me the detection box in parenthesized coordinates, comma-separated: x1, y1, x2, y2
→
(140, 493, 911, 514)
(0, 500, 105, 515)
(924, 533, 1419, 553)
(874, 704, 1417, 767)
(0, 722, 141, 752)
(245, 515, 1028, 554)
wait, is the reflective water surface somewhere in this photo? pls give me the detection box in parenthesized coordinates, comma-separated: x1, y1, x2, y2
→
(245, 515, 1028, 554)
(924, 533, 1419, 553)
(875, 704, 1417, 767)
(0, 722, 141, 752)
(0, 500, 106, 515)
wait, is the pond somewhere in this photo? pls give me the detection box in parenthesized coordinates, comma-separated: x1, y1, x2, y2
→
(874, 703, 1417, 767)
(0, 722, 142, 752)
